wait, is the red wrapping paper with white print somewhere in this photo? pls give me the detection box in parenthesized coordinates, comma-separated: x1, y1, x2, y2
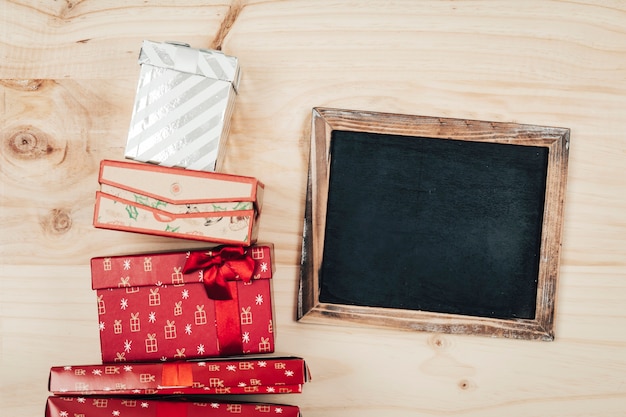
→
(45, 396, 301, 417)
(49, 357, 310, 395)
(91, 245, 274, 363)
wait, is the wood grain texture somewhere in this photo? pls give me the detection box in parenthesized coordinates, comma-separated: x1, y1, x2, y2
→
(1, 1, 626, 416)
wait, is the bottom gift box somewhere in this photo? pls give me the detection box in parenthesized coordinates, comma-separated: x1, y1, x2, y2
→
(46, 396, 301, 417)
(49, 357, 310, 395)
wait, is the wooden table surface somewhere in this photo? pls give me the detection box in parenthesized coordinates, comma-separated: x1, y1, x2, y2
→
(1, 1, 625, 416)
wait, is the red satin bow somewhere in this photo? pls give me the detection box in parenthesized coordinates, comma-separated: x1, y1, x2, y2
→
(182, 246, 255, 300)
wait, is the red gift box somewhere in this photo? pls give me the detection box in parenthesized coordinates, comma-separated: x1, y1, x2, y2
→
(49, 357, 310, 395)
(45, 396, 301, 417)
(91, 245, 275, 362)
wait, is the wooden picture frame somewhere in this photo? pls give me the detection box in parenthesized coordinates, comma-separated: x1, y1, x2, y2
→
(298, 107, 569, 341)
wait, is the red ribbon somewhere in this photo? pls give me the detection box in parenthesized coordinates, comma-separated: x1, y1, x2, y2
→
(156, 401, 188, 417)
(183, 246, 255, 300)
(161, 362, 194, 387)
(182, 246, 255, 355)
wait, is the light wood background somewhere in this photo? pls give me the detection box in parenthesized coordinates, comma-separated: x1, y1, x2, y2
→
(1, 1, 625, 416)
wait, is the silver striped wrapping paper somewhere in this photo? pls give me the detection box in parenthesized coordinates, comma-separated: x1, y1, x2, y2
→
(124, 40, 241, 172)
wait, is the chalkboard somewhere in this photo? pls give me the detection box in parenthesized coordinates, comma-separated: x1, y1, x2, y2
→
(298, 108, 570, 340)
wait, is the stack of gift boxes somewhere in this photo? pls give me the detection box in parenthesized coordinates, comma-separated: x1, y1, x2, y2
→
(45, 41, 309, 417)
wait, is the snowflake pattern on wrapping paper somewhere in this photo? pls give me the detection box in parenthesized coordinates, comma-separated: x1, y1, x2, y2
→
(123, 259, 131, 270)
(255, 294, 263, 305)
(185, 324, 192, 335)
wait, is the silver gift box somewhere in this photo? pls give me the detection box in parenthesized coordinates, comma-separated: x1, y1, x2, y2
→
(124, 40, 241, 172)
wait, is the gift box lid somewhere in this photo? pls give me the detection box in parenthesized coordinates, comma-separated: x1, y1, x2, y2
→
(98, 159, 263, 208)
(48, 356, 310, 395)
(91, 245, 274, 290)
(139, 40, 241, 92)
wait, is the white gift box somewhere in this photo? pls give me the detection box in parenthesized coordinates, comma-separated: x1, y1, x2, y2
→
(124, 40, 241, 172)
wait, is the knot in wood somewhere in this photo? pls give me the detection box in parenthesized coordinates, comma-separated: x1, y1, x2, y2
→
(43, 208, 73, 235)
(7, 127, 52, 159)
(458, 379, 475, 391)
(0, 79, 44, 91)
(428, 334, 450, 351)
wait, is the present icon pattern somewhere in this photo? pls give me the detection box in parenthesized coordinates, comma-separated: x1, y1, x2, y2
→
(91, 246, 274, 362)
(171, 267, 184, 286)
(174, 301, 183, 316)
(97, 295, 106, 315)
(148, 288, 161, 306)
(114, 320, 123, 334)
(145, 333, 158, 353)
(144, 257, 152, 271)
(241, 307, 252, 325)
(195, 305, 207, 325)
(130, 313, 140, 332)
(164, 320, 177, 339)
(92, 398, 107, 408)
